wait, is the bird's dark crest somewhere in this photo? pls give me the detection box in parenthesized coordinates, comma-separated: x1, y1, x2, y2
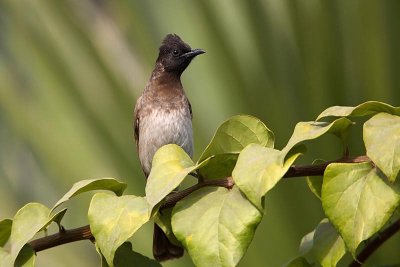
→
(160, 34, 191, 53)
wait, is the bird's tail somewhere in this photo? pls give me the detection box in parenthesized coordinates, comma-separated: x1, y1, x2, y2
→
(153, 223, 184, 261)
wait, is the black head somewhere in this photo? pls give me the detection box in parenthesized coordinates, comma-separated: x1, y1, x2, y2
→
(157, 34, 205, 74)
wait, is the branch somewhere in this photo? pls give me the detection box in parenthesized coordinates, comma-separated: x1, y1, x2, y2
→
(29, 155, 370, 253)
(348, 218, 400, 267)
(29, 225, 93, 252)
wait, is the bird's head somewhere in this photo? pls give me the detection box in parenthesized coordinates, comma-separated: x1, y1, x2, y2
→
(156, 34, 205, 74)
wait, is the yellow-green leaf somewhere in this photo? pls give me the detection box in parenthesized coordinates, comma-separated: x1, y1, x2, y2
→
(232, 144, 304, 209)
(317, 101, 400, 121)
(198, 115, 274, 179)
(172, 187, 262, 267)
(52, 178, 127, 213)
(88, 193, 150, 267)
(322, 162, 400, 255)
(146, 144, 209, 211)
(364, 112, 400, 182)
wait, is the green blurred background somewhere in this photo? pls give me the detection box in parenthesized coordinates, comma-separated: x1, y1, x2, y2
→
(1, 0, 399, 266)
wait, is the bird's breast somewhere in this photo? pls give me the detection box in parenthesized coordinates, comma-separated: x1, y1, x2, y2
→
(138, 105, 193, 176)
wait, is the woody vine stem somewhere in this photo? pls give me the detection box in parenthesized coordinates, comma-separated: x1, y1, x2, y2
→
(27, 155, 399, 266)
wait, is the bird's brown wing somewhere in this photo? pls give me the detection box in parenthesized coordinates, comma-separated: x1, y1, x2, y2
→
(187, 98, 193, 119)
(133, 96, 142, 148)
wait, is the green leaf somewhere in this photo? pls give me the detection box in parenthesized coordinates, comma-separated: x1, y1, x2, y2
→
(306, 159, 326, 200)
(283, 118, 353, 155)
(284, 257, 313, 267)
(113, 242, 161, 267)
(49, 208, 68, 227)
(88, 193, 150, 267)
(51, 178, 127, 213)
(317, 101, 400, 121)
(322, 162, 400, 255)
(0, 219, 12, 247)
(364, 113, 400, 182)
(145, 144, 209, 211)
(198, 115, 274, 179)
(9, 203, 49, 263)
(232, 144, 304, 209)
(15, 245, 35, 267)
(171, 186, 262, 267)
(300, 219, 346, 267)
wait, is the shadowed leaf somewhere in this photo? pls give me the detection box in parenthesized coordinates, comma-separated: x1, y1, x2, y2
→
(0, 219, 12, 247)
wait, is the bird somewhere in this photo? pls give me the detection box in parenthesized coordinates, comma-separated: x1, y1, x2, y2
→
(133, 34, 205, 261)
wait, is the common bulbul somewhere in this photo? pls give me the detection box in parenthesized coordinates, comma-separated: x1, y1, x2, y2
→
(134, 34, 205, 261)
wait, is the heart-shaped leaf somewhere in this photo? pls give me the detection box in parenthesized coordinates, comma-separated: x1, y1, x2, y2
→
(172, 186, 262, 267)
(232, 144, 304, 209)
(317, 101, 400, 121)
(146, 144, 210, 211)
(52, 178, 127, 213)
(88, 193, 150, 267)
(198, 115, 274, 179)
(364, 112, 400, 182)
(283, 118, 353, 155)
(9, 203, 49, 263)
(322, 162, 400, 255)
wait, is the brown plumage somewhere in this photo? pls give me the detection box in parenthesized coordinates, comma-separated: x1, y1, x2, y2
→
(133, 34, 205, 261)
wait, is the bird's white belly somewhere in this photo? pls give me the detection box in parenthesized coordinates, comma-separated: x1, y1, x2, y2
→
(138, 108, 193, 175)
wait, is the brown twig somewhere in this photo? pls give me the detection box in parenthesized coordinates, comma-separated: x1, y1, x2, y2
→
(348, 218, 400, 267)
(28, 154, 391, 266)
(28, 225, 93, 252)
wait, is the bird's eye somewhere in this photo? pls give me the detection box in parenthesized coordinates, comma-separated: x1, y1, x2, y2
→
(172, 49, 180, 56)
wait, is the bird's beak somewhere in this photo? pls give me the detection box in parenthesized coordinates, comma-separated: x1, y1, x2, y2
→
(181, 48, 206, 59)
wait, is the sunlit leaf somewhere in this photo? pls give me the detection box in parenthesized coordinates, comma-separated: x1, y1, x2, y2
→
(299, 219, 346, 267)
(88, 193, 150, 267)
(364, 113, 400, 182)
(283, 118, 353, 155)
(146, 144, 209, 211)
(232, 144, 304, 209)
(322, 162, 400, 255)
(198, 115, 274, 179)
(9, 203, 49, 263)
(0, 219, 12, 247)
(172, 187, 262, 267)
(15, 245, 35, 267)
(52, 178, 127, 213)
(317, 101, 400, 121)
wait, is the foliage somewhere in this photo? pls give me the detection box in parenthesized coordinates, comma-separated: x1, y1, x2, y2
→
(1, 102, 400, 267)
